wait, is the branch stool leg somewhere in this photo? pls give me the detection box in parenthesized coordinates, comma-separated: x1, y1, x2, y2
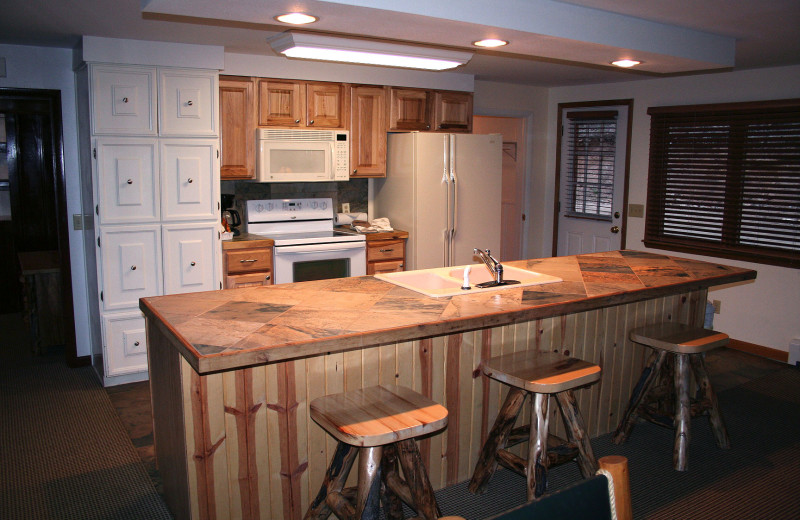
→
(355, 446, 383, 520)
(690, 353, 730, 449)
(396, 439, 440, 520)
(673, 354, 691, 471)
(527, 392, 551, 500)
(304, 442, 358, 520)
(613, 349, 667, 444)
(469, 387, 527, 494)
(556, 389, 597, 478)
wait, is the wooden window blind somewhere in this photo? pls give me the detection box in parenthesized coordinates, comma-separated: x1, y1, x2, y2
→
(645, 99, 800, 268)
(565, 111, 618, 220)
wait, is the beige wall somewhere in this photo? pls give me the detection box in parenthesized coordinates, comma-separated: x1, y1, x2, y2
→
(492, 65, 800, 353)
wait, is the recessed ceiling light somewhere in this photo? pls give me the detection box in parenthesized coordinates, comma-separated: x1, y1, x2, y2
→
(611, 59, 641, 68)
(275, 13, 318, 25)
(473, 39, 508, 48)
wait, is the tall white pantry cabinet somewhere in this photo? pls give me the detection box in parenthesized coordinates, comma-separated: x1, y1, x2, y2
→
(76, 61, 222, 386)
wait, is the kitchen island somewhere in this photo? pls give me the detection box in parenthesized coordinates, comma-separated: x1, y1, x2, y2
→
(140, 250, 755, 520)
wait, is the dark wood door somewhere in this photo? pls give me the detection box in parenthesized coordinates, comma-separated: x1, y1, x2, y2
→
(0, 89, 79, 365)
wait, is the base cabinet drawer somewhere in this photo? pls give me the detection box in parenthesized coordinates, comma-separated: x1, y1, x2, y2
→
(368, 260, 404, 275)
(225, 248, 272, 274)
(367, 239, 406, 275)
(103, 312, 148, 377)
(225, 271, 272, 289)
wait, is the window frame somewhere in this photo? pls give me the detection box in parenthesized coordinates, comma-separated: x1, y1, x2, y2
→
(644, 99, 800, 269)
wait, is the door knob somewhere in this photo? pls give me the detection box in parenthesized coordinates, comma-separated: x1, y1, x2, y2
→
(611, 226, 620, 234)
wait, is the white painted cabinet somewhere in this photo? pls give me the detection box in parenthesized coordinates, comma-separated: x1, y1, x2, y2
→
(160, 139, 219, 221)
(79, 62, 221, 386)
(158, 69, 218, 137)
(103, 312, 148, 377)
(95, 139, 159, 224)
(91, 65, 157, 136)
(162, 223, 219, 295)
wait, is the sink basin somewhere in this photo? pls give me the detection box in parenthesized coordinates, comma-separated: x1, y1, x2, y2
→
(375, 264, 562, 298)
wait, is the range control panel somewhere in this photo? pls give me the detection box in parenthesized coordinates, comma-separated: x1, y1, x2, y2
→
(246, 198, 333, 223)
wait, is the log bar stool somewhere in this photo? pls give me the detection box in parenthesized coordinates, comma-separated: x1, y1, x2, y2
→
(469, 351, 601, 501)
(613, 323, 730, 471)
(305, 384, 448, 520)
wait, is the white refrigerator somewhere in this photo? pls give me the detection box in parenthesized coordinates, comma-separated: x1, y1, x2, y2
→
(373, 132, 502, 270)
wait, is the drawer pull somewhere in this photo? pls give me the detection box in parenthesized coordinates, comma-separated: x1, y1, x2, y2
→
(379, 248, 394, 252)
(240, 259, 258, 263)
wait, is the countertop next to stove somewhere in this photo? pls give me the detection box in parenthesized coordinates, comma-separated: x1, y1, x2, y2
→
(139, 250, 755, 374)
(335, 226, 409, 241)
(221, 232, 274, 250)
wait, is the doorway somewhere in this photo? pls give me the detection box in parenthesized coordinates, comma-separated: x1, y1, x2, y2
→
(473, 115, 526, 261)
(553, 100, 632, 256)
(0, 88, 78, 366)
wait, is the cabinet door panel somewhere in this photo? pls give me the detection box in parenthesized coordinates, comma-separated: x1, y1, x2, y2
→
(434, 91, 473, 132)
(91, 65, 157, 135)
(159, 69, 218, 136)
(100, 226, 162, 311)
(163, 223, 219, 295)
(389, 88, 431, 131)
(96, 139, 159, 224)
(160, 139, 219, 221)
(219, 76, 256, 179)
(350, 86, 387, 177)
(103, 312, 148, 377)
(306, 82, 346, 128)
(258, 79, 304, 126)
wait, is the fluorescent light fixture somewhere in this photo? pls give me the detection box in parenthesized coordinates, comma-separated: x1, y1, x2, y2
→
(275, 13, 318, 25)
(269, 33, 473, 71)
(611, 59, 641, 68)
(473, 39, 508, 48)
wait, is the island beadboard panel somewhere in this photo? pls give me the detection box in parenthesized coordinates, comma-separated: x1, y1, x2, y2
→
(149, 287, 706, 520)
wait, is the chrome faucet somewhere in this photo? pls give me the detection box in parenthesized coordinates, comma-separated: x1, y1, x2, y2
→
(474, 248, 504, 285)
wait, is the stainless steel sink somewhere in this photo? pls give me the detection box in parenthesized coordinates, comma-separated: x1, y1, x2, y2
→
(375, 264, 562, 297)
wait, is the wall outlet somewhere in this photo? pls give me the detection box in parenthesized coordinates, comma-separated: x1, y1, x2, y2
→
(628, 203, 645, 218)
(341, 203, 350, 213)
(712, 299, 721, 314)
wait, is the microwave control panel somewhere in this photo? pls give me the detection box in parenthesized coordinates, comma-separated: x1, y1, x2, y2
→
(333, 131, 349, 181)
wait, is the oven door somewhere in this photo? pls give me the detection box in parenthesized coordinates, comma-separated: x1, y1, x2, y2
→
(273, 241, 366, 284)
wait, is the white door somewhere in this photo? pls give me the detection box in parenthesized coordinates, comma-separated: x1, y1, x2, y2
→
(556, 104, 629, 256)
(162, 223, 220, 294)
(160, 139, 219, 221)
(95, 138, 159, 225)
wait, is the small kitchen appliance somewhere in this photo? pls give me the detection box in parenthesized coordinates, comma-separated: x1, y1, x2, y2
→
(244, 198, 366, 284)
(256, 128, 350, 183)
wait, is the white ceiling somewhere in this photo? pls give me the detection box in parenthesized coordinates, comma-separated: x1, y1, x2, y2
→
(1, 0, 799, 86)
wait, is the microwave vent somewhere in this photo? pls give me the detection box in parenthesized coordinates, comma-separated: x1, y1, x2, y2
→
(258, 128, 337, 141)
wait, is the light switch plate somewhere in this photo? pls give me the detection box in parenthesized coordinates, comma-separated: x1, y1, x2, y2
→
(72, 214, 83, 230)
(628, 203, 644, 218)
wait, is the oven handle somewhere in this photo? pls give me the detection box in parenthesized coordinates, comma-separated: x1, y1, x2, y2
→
(275, 242, 365, 255)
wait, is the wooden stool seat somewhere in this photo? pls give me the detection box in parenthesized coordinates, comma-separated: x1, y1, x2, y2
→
(305, 385, 447, 520)
(613, 323, 730, 471)
(469, 351, 600, 501)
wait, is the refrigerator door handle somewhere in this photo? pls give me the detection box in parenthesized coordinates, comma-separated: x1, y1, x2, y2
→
(443, 134, 452, 267)
(449, 135, 458, 266)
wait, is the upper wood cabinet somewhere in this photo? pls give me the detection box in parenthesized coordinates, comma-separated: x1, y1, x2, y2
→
(389, 87, 473, 133)
(350, 85, 387, 178)
(258, 79, 347, 128)
(388, 88, 432, 131)
(433, 91, 473, 132)
(219, 76, 256, 180)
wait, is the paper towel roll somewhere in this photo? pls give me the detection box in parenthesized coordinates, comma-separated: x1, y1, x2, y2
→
(335, 212, 367, 225)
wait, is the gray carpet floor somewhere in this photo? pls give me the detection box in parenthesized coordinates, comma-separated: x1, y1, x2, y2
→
(0, 360, 172, 520)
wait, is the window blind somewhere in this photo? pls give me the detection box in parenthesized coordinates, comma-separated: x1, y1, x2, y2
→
(645, 99, 800, 268)
(565, 111, 618, 220)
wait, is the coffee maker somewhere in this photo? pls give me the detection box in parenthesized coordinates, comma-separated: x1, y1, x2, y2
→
(221, 194, 241, 236)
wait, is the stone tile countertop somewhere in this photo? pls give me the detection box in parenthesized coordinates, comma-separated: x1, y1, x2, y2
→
(139, 250, 755, 374)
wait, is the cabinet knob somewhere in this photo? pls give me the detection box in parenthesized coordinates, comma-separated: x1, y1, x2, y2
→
(122, 97, 129, 103)
(130, 265, 137, 271)
(187, 178, 193, 183)
(134, 341, 140, 347)
(353, 168, 358, 174)
(190, 261, 196, 266)
(265, 275, 271, 281)
(308, 120, 314, 125)
(126, 179, 133, 184)
(426, 124, 431, 130)
(187, 100, 193, 106)
(294, 119, 301, 124)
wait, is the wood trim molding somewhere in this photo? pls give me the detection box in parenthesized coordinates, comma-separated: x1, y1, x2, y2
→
(727, 339, 789, 363)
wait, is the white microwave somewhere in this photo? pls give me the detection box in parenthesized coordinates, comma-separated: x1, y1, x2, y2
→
(256, 128, 350, 182)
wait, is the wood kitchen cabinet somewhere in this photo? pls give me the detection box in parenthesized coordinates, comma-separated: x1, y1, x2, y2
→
(222, 238, 274, 288)
(258, 79, 347, 128)
(366, 235, 407, 275)
(349, 85, 387, 178)
(433, 90, 473, 132)
(219, 76, 256, 179)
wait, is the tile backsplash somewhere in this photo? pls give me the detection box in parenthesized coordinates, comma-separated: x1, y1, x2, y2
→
(222, 179, 368, 215)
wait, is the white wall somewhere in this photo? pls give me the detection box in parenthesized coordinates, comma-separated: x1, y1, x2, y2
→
(541, 65, 800, 353)
(473, 81, 550, 257)
(0, 44, 91, 356)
